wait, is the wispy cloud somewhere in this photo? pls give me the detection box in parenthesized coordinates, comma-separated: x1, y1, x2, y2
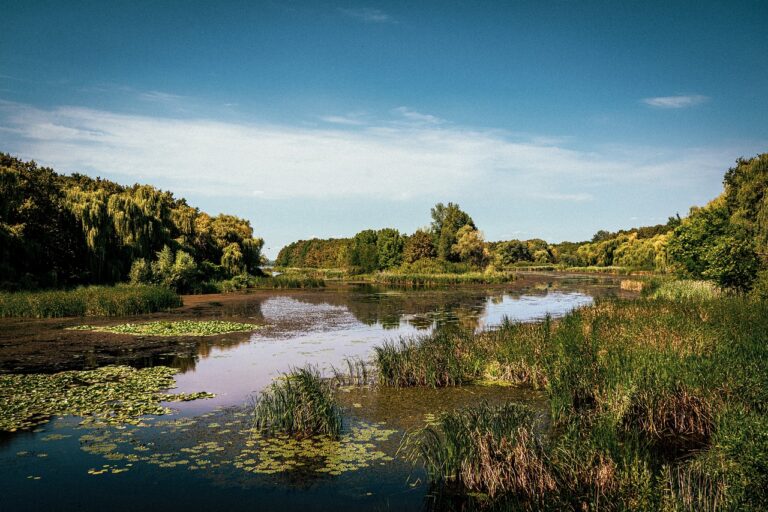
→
(642, 95, 709, 109)
(319, 114, 366, 126)
(392, 106, 444, 125)
(0, 100, 742, 204)
(339, 7, 394, 23)
(138, 90, 185, 103)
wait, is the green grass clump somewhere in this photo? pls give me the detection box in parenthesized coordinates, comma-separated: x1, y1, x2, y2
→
(69, 320, 260, 336)
(0, 285, 182, 318)
(648, 279, 721, 301)
(0, 365, 214, 432)
(252, 366, 342, 439)
(374, 331, 476, 387)
(404, 402, 553, 500)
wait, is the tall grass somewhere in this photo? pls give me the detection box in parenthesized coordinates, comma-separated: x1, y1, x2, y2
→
(403, 402, 553, 500)
(252, 366, 342, 438)
(648, 279, 721, 301)
(383, 296, 768, 509)
(214, 274, 325, 292)
(368, 271, 516, 287)
(0, 285, 182, 318)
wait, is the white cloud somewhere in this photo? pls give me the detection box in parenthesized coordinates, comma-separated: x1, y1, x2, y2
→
(339, 7, 394, 23)
(319, 115, 366, 126)
(0, 100, 743, 204)
(642, 95, 709, 109)
(392, 106, 444, 125)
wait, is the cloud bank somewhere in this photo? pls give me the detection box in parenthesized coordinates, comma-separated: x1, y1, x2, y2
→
(0, 100, 739, 205)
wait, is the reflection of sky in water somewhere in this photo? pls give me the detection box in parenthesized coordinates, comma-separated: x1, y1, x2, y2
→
(171, 290, 593, 413)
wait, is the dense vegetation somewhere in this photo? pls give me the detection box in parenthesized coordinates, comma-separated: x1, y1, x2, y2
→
(276, 154, 768, 293)
(0, 154, 265, 292)
(379, 296, 768, 510)
(0, 285, 181, 318)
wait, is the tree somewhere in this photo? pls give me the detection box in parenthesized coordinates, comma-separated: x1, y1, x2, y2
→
(376, 228, 404, 269)
(430, 202, 475, 261)
(403, 229, 436, 263)
(221, 243, 246, 275)
(347, 230, 379, 273)
(452, 225, 486, 267)
(494, 240, 532, 267)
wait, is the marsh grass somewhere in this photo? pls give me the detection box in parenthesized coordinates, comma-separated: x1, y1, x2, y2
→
(368, 271, 516, 287)
(403, 402, 554, 500)
(215, 274, 325, 292)
(0, 284, 181, 318)
(331, 357, 374, 387)
(252, 366, 342, 439)
(381, 295, 768, 509)
(649, 279, 721, 301)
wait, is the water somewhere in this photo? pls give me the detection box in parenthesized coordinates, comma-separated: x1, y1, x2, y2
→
(0, 273, 632, 511)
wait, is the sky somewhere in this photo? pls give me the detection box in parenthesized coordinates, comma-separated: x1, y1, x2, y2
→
(1, 0, 767, 258)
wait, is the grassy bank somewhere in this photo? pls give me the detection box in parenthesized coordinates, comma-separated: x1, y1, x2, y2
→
(365, 271, 516, 287)
(0, 285, 182, 318)
(377, 296, 768, 509)
(213, 274, 325, 292)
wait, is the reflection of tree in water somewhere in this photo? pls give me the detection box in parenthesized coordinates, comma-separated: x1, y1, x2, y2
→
(285, 274, 626, 335)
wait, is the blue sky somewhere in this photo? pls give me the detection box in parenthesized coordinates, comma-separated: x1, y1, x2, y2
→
(1, 0, 767, 257)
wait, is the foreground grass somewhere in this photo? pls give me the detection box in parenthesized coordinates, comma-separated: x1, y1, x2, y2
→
(68, 320, 260, 336)
(0, 285, 182, 318)
(379, 297, 768, 510)
(252, 366, 342, 439)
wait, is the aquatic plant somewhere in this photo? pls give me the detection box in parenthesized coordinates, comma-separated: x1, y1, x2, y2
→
(68, 320, 260, 336)
(0, 365, 214, 431)
(0, 284, 181, 318)
(403, 402, 554, 500)
(252, 366, 342, 438)
(374, 332, 472, 388)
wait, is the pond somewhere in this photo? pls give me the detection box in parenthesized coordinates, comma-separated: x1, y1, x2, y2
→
(0, 273, 634, 511)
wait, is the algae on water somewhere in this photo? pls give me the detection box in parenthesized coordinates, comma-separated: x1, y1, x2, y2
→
(68, 320, 261, 337)
(0, 365, 214, 432)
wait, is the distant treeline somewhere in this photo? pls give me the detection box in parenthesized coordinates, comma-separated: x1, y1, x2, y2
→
(0, 154, 264, 291)
(277, 154, 768, 292)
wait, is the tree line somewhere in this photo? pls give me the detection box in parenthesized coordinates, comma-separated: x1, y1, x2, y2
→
(277, 154, 768, 292)
(0, 154, 264, 291)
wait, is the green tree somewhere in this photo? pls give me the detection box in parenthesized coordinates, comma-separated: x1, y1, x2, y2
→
(347, 230, 379, 273)
(376, 228, 404, 269)
(403, 229, 436, 263)
(494, 240, 532, 266)
(430, 202, 475, 261)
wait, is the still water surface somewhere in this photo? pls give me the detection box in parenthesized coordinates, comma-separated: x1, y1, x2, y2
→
(0, 274, 631, 511)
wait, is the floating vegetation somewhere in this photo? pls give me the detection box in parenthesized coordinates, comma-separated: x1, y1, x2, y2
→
(253, 366, 342, 438)
(71, 408, 397, 481)
(0, 365, 214, 432)
(68, 320, 261, 337)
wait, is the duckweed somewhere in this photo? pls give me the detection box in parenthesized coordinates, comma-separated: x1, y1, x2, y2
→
(0, 365, 214, 431)
(68, 320, 261, 337)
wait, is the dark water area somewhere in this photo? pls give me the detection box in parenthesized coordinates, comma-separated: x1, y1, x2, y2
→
(0, 273, 634, 511)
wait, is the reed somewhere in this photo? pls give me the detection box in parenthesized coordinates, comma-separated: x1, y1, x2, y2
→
(0, 284, 182, 318)
(252, 366, 342, 439)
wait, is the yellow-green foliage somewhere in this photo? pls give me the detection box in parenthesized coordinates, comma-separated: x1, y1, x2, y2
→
(68, 320, 260, 336)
